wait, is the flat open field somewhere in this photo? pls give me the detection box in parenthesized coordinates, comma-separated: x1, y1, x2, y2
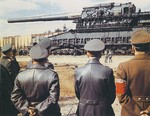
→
(17, 55, 134, 116)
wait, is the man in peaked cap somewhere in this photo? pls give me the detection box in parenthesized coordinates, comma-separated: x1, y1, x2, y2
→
(1, 43, 12, 52)
(38, 38, 54, 69)
(11, 45, 61, 116)
(0, 44, 20, 90)
(116, 30, 150, 116)
(74, 39, 116, 116)
(38, 37, 51, 50)
(0, 43, 20, 116)
(29, 45, 48, 59)
(27, 38, 54, 69)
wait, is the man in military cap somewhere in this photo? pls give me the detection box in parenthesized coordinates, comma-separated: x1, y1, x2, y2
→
(74, 39, 116, 116)
(0, 44, 20, 91)
(116, 30, 150, 116)
(27, 38, 54, 69)
(11, 45, 61, 116)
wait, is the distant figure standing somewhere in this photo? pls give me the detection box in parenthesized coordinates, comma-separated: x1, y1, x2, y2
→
(138, 8, 141, 14)
(74, 39, 116, 116)
(108, 50, 113, 63)
(116, 30, 150, 116)
(19, 48, 23, 55)
(104, 50, 109, 63)
(11, 45, 61, 116)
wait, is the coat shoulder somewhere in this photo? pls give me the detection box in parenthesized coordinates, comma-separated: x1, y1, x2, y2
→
(75, 65, 87, 74)
(103, 65, 113, 71)
(118, 59, 132, 68)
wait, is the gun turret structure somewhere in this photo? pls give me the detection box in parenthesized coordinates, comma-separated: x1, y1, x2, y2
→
(7, 2, 150, 55)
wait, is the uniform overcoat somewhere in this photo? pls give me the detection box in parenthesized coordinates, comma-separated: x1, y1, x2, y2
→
(116, 54, 150, 116)
(0, 56, 20, 90)
(74, 58, 116, 116)
(0, 64, 16, 116)
(11, 64, 61, 116)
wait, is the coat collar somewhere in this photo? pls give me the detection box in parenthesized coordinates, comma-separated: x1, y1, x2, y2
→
(86, 57, 101, 64)
(132, 54, 150, 60)
(27, 63, 48, 70)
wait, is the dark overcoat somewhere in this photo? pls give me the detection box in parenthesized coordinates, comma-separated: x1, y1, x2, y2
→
(74, 58, 116, 116)
(116, 54, 150, 116)
(0, 64, 17, 116)
(0, 56, 20, 90)
(11, 64, 61, 116)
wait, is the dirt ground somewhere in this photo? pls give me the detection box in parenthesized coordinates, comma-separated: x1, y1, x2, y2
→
(17, 55, 134, 116)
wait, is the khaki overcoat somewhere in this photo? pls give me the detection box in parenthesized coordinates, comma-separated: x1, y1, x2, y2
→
(116, 54, 150, 116)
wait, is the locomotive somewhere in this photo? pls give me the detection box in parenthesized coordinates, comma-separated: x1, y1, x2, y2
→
(8, 2, 150, 55)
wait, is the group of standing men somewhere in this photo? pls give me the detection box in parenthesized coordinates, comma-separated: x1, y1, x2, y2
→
(0, 29, 150, 116)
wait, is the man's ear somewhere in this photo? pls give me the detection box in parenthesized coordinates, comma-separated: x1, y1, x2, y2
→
(86, 51, 90, 58)
(131, 45, 135, 54)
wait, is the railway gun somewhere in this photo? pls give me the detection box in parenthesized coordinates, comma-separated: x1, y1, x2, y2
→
(8, 2, 150, 55)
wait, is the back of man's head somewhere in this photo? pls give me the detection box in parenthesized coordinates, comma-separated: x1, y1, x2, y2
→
(84, 39, 105, 58)
(130, 30, 150, 52)
(29, 45, 48, 63)
(1, 44, 12, 56)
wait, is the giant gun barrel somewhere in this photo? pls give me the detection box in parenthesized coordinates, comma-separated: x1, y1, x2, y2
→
(8, 15, 80, 23)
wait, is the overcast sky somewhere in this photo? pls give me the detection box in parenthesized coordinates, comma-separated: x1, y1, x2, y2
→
(0, 0, 150, 37)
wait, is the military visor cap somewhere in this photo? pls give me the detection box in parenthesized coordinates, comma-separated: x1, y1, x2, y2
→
(1, 44, 12, 52)
(84, 39, 105, 51)
(130, 30, 150, 44)
(29, 45, 48, 59)
(38, 38, 51, 49)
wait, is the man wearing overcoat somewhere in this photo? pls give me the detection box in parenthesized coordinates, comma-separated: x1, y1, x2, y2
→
(74, 39, 116, 116)
(11, 45, 61, 116)
(116, 30, 150, 116)
(0, 43, 20, 91)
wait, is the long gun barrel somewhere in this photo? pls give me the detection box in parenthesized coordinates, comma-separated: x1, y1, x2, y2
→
(8, 15, 80, 23)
